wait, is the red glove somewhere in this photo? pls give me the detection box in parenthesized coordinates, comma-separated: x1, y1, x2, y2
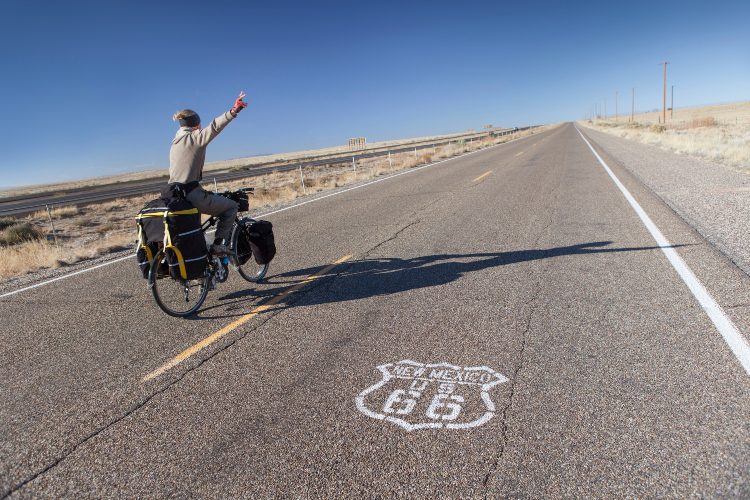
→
(231, 91, 248, 115)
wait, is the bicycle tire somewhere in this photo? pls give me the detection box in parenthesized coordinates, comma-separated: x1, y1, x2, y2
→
(148, 249, 210, 317)
(230, 218, 269, 283)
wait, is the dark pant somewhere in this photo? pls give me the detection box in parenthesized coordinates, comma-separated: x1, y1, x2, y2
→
(185, 187, 238, 241)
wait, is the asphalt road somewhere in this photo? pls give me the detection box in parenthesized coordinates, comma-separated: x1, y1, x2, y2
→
(1, 123, 749, 498)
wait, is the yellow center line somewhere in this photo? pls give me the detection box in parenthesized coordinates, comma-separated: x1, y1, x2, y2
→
(472, 171, 492, 182)
(515, 151, 525, 157)
(142, 254, 353, 382)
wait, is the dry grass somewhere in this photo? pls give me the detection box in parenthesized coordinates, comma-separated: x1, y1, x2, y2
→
(600, 101, 750, 126)
(31, 205, 80, 220)
(582, 101, 750, 170)
(0, 126, 550, 280)
(0, 231, 133, 279)
(0, 240, 68, 278)
(686, 116, 718, 129)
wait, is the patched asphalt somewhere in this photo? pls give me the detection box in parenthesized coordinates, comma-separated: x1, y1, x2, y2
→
(1, 124, 749, 498)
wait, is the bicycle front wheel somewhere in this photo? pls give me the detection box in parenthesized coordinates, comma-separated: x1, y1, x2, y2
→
(231, 219, 269, 283)
(148, 250, 210, 317)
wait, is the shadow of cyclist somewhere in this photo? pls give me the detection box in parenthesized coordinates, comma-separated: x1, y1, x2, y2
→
(195, 240, 684, 319)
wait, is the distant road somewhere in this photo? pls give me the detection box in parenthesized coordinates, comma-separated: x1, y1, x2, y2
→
(2, 123, 748, 497)
(0, 128, 524, 216)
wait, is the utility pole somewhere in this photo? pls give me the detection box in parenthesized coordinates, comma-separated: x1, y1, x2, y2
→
(671, 85, 674, 119)
(604, 100, 607, 120)
(631, 88, 635, 122)
(659, 61, 669, 124)
(615, 91, 618, 122)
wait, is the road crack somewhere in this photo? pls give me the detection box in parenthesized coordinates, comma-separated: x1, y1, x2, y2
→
(481, 284, 542, 495)
(481, 159, 563, 495)
(363, 219, 421, 257)
(1, 273, 337, 498)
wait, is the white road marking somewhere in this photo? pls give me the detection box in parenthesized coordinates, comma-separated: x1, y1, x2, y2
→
(576, 127, 750, 376)
(0, 255, 133, 299)
(355, 360, 508, 431)
(1, 132, 542, 299)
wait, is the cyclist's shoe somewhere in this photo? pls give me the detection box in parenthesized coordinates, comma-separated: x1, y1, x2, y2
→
(209, 243, 231, 256)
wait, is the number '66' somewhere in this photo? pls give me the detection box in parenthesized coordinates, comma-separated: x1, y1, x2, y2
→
(383, 390, 465, 421)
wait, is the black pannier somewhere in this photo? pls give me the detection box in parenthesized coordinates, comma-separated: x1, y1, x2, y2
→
(135, 197, 207, 280)
(247, 220, 276, 265)
(233, 219, 254, 266)
(136, 241, 159, 279)
(136, 198, 169, 279)
(163, 199, 207, 280)
(137, 198, 168, 242)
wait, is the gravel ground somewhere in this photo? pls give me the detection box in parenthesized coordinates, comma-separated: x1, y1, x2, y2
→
(580, 125, 750, 276)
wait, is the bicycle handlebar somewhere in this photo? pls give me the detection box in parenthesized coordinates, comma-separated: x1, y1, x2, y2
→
(215, 188, 254, 201)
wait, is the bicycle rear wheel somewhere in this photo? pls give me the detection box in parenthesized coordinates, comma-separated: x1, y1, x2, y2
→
(230, 219, 269, 283)
(148, 249, 210, 317)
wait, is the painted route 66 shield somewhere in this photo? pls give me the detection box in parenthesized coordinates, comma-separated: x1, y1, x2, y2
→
(355, 360, 508, 431)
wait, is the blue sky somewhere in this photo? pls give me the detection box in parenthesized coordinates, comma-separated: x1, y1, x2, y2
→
(1, 0, 748, 188)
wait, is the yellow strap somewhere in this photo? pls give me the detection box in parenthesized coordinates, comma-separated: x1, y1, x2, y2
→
(142, 244, 153, 263)
(165, 244, 187, 280)
(163, 218, 172, 247)
(167, 208, 199, 215)
(136, 225, 154, 263)
(136, 208, 197, 220)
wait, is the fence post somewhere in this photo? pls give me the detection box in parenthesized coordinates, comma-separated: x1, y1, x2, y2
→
(413, 148, 417, 158)
(388, 151, 392, 169)
(352, 156, 356, 174)
(45, 204, 58, 247)
(213, 177, 217, 192)
(299, 166, 306, 195)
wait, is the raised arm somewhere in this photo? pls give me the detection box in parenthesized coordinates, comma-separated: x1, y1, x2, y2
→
(196, 91, 248, 147)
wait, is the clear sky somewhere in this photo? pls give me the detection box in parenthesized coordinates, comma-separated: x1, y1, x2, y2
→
(1, 0, 748, 188)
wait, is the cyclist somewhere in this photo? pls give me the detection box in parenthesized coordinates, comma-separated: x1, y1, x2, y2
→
(168, 91, 248, 256)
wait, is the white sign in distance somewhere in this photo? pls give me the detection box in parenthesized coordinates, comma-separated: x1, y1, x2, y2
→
(355, 360, 509, 431)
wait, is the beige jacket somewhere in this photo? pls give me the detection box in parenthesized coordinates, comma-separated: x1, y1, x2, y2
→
(168, 111, 235, 184)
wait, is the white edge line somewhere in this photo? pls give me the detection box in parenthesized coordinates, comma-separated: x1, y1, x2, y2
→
(0, 255, 133, 299)
(576, 126, 750, 376)
(0, 131, 542, 300)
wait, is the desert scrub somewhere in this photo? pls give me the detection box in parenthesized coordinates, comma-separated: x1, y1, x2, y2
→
(582, 103, 750, 170)
(650, 124, 666, 133)
(96, 221, 117, 233)
(49, 205, 80, 218)
(0, 222, 43, 245)
(687, 116, 718, 128)
(0, 218, 15, 230)
(76, 215, 95, 227)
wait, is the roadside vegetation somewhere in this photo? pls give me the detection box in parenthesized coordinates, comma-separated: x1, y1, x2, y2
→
(0, 127, 548, 280)
(0, 131, 483, 200)
(581, 101, 750, 171)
